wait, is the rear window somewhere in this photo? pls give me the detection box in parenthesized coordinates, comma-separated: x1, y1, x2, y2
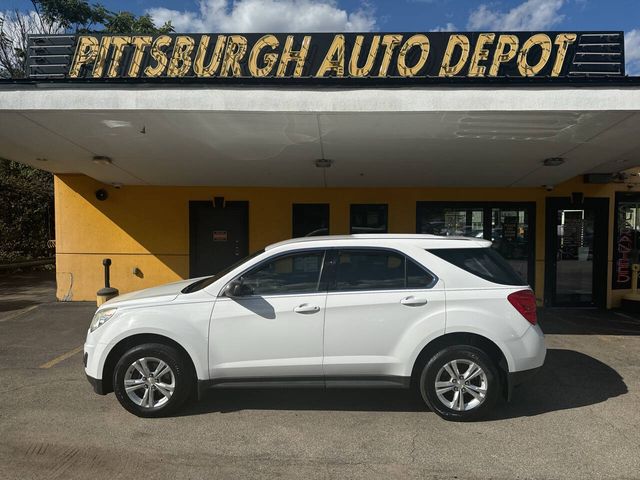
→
(428, 248, 525, 286)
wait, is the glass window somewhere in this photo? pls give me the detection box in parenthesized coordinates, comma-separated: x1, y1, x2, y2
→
(407, 259, 436, 288)
(350, 204, 388, 234)
(336, 250, 404, 291)
(241, 251, 325, 296)
(429, 248, 525, 286)
(613, 193, 640, 289)
(292, 204, 329, 238)
(333, 250, 435, 291)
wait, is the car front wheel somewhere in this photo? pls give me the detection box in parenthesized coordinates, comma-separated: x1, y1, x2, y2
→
(113, 343, 193, 417)
(419, 345, 500, 421)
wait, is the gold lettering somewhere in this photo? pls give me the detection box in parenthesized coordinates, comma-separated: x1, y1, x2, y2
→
(167, 36, 195, 77)
(92, 36, 112, 78)
(276, 35, 311, 77)
(517, 33, 552, 76)
(220, 35, 248, 77)
(193, 35, 226, 77)
(128, 36, 152, 77)
(551, 33, 577, 77)
(144, 35, 172, 77)
(248, 34, 279, 77)
(489, 34, 519, 77)
(68, 36, 99, 78)
(349, 35, 380, 77)
(379, 34, 403, 77)
(397, 34, 430, 77)
(468, 33, 495, 77)
(439, 34, 470, 76)
(316, 34, 345, 77)
(106, 36, 131, 78)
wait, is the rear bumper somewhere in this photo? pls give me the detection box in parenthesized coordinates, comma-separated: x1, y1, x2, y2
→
(86, 374, 107, 395)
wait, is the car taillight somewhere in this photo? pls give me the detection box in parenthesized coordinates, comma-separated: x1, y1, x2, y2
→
(507, 289, 537, 325)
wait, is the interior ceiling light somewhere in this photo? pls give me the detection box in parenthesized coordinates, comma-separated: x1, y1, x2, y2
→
(543, 157, 565, 167)
(92, 155, 113, 165)
(315, 158, 333, 168)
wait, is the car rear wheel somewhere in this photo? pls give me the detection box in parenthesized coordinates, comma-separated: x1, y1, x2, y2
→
(419, 345, 500, 421)
(113, 343, 193, 418)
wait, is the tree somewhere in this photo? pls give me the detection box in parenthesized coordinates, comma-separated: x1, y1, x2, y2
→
(0, 0, 173, 78)
(0, 158, 55, 264)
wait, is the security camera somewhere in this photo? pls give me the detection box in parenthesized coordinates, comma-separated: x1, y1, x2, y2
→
(542, 185, 554, 192)
(95, 189, 108, 201)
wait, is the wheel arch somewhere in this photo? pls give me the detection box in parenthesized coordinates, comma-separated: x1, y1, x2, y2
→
(410, 332, 509, 397)
(101, 333, 197, 395)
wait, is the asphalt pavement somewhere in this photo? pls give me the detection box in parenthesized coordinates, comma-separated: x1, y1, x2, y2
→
(0, 294, 639, 479)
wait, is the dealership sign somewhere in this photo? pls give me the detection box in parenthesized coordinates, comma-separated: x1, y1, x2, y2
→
(27, 31, 625, 81)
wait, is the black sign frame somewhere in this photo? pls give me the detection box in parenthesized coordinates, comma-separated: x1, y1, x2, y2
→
(27, 31, 625, 83)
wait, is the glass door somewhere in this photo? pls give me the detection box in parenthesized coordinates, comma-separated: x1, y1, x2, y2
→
(416, 202, 535, 287)
(545, 198, 609, 307)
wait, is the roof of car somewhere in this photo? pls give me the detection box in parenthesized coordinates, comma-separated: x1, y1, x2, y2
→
(265, 234, 491, 251)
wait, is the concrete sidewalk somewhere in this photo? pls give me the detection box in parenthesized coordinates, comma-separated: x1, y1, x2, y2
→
(0, 302, 639, 479)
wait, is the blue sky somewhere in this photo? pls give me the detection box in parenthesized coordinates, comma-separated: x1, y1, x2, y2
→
(4, 0, 640, 73)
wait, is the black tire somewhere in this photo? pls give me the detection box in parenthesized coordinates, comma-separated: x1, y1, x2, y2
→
(113, 343, 194, 418)
(418, 345, 500, 422)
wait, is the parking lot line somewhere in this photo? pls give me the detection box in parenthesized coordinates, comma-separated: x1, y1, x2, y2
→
(0, 305, 39, 323)
(39, 345, 84, 369)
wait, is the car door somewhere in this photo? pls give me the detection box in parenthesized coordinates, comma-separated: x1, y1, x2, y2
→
(209, 249, 327, 381)
(323, 248, 446, 383)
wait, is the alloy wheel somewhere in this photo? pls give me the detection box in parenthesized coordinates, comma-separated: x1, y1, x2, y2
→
(434, 359, 488, 411)
(124, 357, 175, 409)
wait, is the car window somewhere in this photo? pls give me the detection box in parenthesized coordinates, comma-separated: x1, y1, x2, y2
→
(334, 250, 419, 291)
(407, 258, 436, 288)
(241, 251, 325, 295)
(428, 247, 525, 286)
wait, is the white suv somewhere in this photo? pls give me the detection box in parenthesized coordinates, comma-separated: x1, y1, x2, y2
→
(84, 234, 545, 421)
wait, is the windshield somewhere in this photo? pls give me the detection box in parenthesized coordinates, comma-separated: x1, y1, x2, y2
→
(181, 249, 265, 293)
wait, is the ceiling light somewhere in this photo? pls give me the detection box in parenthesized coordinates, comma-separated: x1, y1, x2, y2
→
(92, 155, 113, 165)
(315, 159, 333, 168)
(35, 157, 48, 162)
(543, 157, 565, 167)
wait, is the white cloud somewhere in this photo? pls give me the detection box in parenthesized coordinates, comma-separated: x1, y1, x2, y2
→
(430, 22, 457, 32)
(626, 29, 640, 76)
(147, 0, 377, 33)
(467, 0, 565, 31)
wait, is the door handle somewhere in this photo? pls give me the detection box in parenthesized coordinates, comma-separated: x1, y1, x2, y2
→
(400, 296, 428, 306)
(294, 304, 320, 314)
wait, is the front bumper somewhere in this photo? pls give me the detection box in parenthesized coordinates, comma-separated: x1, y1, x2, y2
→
(86, 374, 107, 395)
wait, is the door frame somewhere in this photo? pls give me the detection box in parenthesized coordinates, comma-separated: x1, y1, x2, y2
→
(188, 200, 249, 278)
(415, 201, 536, 288)
(544, 196, 609, 308)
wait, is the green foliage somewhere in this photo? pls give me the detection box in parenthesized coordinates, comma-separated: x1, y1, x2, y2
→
(0, 159, 54, 263)
(31, 0, 173, 34)
(104, 12, 173, 35)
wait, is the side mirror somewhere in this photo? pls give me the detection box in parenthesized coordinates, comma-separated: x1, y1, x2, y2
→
(224, 278, 252, 297)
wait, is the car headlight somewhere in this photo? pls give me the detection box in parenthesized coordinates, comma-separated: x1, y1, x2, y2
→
(90, 308, 117, 332)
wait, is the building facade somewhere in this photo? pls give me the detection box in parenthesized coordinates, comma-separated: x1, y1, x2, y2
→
(2, 31, 640, 307)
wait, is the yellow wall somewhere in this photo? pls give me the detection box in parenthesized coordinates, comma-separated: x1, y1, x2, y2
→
(54, 174, 625, 305)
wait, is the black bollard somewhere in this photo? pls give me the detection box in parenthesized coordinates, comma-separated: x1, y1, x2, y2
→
(96, 258, 119, 306)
